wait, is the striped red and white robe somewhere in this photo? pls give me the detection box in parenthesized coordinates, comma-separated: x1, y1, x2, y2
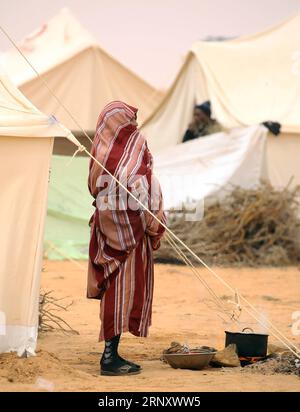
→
(87, 101, 166, 341)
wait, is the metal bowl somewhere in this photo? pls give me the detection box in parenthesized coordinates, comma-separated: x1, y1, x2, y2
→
(163, 351, 216, 370)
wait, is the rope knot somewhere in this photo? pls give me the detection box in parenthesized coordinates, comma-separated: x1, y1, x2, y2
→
(48, 114, 59, 125)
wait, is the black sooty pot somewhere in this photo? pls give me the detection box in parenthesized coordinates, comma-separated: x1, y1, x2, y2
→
(225, 328, 268, 358)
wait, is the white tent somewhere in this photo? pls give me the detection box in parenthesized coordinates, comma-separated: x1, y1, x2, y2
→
(154, 125, 268, 212)
(0, 73, 80, 355)
(0, 8, 163, 134)
(141, 12, 300, 189)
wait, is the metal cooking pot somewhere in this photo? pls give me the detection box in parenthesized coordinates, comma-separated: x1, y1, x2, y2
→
(225, 327, 268, 358)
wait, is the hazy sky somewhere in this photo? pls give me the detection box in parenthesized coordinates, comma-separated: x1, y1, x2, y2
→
(1, 0, 300, 88)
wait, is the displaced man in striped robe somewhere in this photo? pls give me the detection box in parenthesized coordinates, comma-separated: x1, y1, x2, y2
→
(87, 101, 166, 376)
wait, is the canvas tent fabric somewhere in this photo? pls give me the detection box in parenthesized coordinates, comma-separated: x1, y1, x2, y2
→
(45, 155, 92, 260)
(154, 125, 268, 211)
(0, 73, 81, 355)
(0, 8, 163, 132)
(141, 12, 300, 188)
(44, 125, 267, 260)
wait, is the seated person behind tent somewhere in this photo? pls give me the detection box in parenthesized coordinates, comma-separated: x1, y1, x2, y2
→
(182, 101, 222, 143)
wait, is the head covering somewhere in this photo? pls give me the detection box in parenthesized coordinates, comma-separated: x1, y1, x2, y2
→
(196, 100, 211, 118)
(89, 101, 144, 190)
(89, 100, 158, 217)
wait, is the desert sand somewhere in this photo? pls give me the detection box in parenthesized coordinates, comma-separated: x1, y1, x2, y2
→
(0, 261, 300, 392)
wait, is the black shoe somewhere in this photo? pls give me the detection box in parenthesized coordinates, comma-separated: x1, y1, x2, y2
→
(118, 355, 142, 370)
(100, 360, 141, 376)
(100, 351, 142, 370)
(100, 333, 141, 376)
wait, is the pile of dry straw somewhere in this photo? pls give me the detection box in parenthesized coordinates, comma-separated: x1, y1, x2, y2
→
(155, 182, 300, 266)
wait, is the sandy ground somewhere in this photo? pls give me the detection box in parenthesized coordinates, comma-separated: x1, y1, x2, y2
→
(1, 261, 300, 392)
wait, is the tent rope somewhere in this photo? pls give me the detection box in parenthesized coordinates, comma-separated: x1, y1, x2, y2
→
(1, 23, 299, 359)
(165, 232, 241, 323)
(0, 24, 93, 144)
(81, 145, 300, 359)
